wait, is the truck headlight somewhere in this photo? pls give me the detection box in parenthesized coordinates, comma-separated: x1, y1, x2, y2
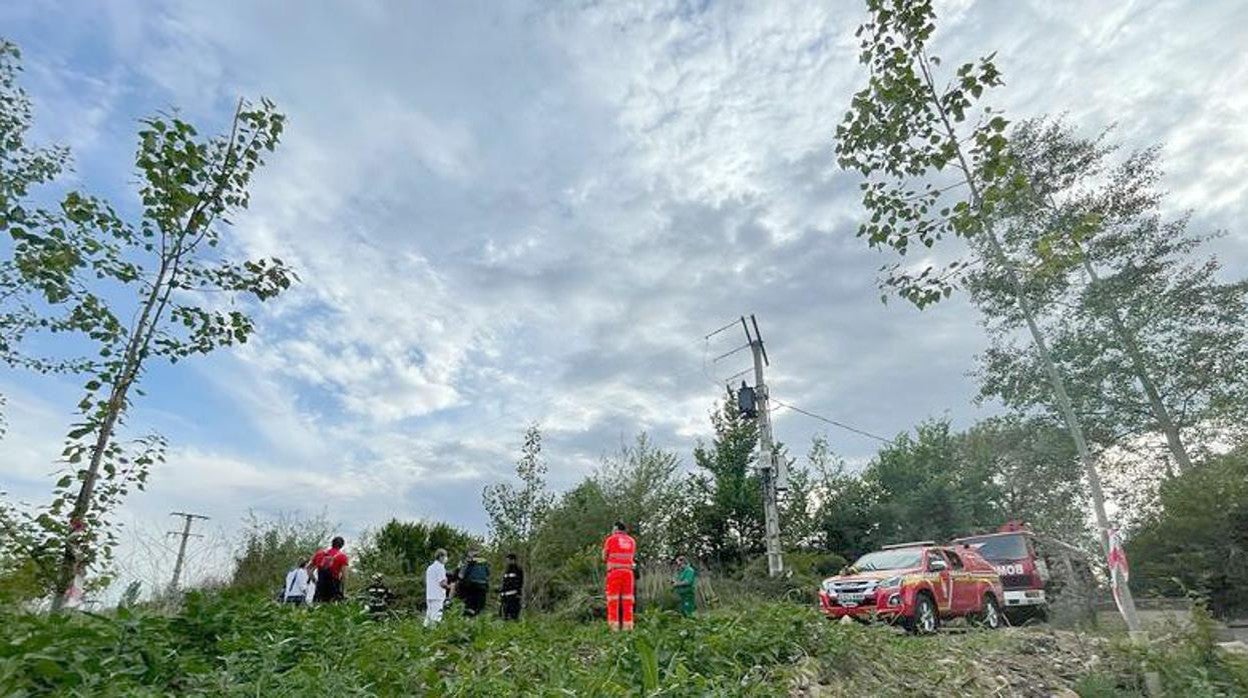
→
(879, 576, 902, 589)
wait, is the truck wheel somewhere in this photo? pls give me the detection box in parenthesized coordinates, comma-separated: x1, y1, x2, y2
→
(903, 594, 938, 634)
(976, 594, 1002, 630)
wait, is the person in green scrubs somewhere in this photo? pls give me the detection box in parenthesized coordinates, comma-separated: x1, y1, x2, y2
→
(672, 555, 697, 617)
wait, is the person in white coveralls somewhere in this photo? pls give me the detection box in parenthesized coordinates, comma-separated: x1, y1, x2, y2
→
(424, 548, 451, 626)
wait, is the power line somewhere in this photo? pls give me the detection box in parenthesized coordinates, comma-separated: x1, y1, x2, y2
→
(771, 399, 892, 444)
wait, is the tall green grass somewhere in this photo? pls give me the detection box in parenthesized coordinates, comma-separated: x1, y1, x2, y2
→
(2, 591, 1244, 696)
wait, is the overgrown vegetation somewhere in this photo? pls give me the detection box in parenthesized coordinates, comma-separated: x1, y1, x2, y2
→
(3, 591, 1245, 696)
(228, 513, 334, 596)
(1128, 444, 1248, 617)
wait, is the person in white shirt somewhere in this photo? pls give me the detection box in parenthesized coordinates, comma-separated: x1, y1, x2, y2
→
(283, 558, 311, 604)
(424, 548, 451, 626)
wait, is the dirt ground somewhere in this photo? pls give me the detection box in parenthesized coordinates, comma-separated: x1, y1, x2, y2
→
(791, 608, 1246, 697)
(789, 626, 1117, 697)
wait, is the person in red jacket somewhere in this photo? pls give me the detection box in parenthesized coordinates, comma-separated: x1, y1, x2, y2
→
(602, 521, 636, 630)
(308, 536, 349, 603)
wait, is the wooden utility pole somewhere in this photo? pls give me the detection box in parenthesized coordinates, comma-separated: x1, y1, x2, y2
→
(167, 512, 209, 593)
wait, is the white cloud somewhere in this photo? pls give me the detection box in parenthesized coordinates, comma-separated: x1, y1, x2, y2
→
(1, 0, 1245, 563)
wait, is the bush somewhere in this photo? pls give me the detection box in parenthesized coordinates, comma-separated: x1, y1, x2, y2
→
(1100, 601, 1248, 695)
(355, 519, 481, 577)
(4, 590, 1246, 696)
(228, 512, 333, 596)
(1127, 444, 1248, 617)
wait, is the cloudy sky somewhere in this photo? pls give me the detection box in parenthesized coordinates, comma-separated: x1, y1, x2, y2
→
(2, 0, 1246, 585)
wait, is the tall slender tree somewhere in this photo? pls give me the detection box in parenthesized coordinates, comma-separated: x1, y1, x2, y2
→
(482, 422, 555, 597)
(834, 0, 1139, 628)
(2, 92, 298, 609)
(593, 433, 683, 558)
(970, 119, 1248, 471)
(677, 392, 764, 567)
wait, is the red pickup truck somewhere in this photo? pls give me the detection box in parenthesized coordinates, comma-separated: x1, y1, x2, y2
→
(818, 542, 1005, 633)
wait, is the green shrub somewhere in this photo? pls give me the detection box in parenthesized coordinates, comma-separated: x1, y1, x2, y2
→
(228, 512, 333, 596)
(1127, 444, 1248, 618)
(5, 590, 1245, 696)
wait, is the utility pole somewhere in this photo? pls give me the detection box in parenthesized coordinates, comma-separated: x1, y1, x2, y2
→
(167, 512, 209, 593)
(743, 315, 784, 578)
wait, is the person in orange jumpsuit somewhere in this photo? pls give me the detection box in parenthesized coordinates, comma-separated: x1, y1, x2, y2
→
(602, 521, 637, 630)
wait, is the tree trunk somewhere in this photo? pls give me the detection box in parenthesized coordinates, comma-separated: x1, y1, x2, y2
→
(49, 382, 129, 611)
(915, 50, 1142, 633)
(51, 261, 171, 611)
(978, 228, 1142, 632)
(1079, 255, 1194, 472)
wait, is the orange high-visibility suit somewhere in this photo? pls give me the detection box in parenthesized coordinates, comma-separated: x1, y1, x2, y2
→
(602, 530, 637, 630)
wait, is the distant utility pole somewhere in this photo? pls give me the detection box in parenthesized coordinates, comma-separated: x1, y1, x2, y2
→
(742, 315, 784, 578)
(167, 511, 209, 593)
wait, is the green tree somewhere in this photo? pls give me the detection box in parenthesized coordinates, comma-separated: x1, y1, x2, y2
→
(0, 39, 75, 376)
(834, 0, 1139, 627)
(526, 433, 685, 610)
(1, 91, 298, 609)
(1127, 443, 1248, 617)
(675, 393, 764, 567)
(482, 423, 554, 597)
(527, 479, 613, 612)
(971, 118, 1248, 472)
(806, 436, 879, 561)
(779, 452, 817, 551)
(960, 415, 1090, 545)
(593, 433, 683, 557)
(356, 519, 481, 576)
(863, 420, 1000, 544)
(229, 512, 332, 595)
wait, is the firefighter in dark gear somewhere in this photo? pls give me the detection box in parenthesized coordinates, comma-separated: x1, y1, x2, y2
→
(499, 552, 524, 620)
(457, 549, 490, 617)
(364, 573, 393, 620)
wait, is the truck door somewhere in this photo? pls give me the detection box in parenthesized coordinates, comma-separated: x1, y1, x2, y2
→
(925, 550, 953, 612)
(944, 548, 975, 612)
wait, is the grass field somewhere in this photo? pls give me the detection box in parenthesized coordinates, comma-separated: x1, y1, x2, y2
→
(2, 591, 1246, 696)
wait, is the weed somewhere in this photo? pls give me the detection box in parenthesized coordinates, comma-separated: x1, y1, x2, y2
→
(2, 591, 1246, 696)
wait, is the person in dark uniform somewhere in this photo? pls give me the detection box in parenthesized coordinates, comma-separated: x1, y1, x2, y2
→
(457, 549, 490, 617)
(364, 573, 393, 620)
(499, 553, 524, 620)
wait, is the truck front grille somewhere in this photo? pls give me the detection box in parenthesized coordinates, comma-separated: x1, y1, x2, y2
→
(1000, 574, 1033, 589)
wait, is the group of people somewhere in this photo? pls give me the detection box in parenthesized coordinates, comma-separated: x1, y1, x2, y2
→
(281, 522, 698, 630)
(281, 535, 350, 605)
(421, 548, 525, 626)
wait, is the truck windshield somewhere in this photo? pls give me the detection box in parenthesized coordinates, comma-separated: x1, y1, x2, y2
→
(959, 534, 1028, 561)
(851, 549, 923, 571)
